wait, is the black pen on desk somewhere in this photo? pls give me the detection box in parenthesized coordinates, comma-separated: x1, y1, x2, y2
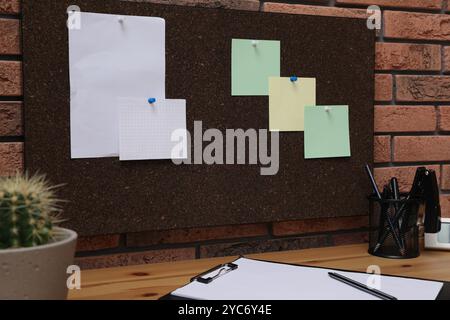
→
(328, 272, 397, 300)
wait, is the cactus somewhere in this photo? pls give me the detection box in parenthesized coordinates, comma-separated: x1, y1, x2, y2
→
(0, 173, 63, 249)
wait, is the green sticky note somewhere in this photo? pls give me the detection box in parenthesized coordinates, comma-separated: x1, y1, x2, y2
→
(304, 105, 351, 159)
(269, 77, 316, 132)
(232, 39, 280, 96)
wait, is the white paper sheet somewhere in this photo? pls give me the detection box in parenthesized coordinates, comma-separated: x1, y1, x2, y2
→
(172, 258, 443, 300)
(69, 12, 165, 158)
(118, 98, 187, 160)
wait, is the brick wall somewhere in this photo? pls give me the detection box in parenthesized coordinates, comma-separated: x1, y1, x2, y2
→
(1, 0, 449, 269)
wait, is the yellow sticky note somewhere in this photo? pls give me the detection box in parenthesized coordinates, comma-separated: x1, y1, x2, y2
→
(269, 77, 316, 131)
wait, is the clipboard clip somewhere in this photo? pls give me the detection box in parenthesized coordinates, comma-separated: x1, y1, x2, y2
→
(190, 262, 238, 284)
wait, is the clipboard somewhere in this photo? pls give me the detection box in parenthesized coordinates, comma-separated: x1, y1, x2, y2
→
(161, 257, 450, 300)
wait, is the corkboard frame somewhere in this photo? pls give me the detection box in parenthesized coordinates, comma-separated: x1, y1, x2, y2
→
(22, 0, 375, 236)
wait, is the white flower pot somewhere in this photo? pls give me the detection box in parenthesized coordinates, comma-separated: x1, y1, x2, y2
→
(0, 228, 77, 300)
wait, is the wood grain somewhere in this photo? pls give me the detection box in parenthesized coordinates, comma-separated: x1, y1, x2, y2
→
(69, 244, 450, 300)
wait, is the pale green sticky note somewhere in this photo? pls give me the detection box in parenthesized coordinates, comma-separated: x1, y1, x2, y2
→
(269, 77, 316, 131)
(231, 39, 280, 96)
(304, 105, 351, 159)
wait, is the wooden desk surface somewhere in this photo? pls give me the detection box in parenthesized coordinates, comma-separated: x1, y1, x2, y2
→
(69, 244, 450, 300)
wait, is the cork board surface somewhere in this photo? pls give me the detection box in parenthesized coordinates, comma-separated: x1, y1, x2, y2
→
(22, 0, 374, 236)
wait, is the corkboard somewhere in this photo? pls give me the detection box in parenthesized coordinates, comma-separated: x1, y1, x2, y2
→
(22, 0, 375, 236)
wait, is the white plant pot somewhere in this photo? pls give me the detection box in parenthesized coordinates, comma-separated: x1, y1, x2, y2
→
(0, 227, 77, 300)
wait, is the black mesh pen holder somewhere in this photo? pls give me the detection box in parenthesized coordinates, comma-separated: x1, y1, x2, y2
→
(368, 194, 421, 259)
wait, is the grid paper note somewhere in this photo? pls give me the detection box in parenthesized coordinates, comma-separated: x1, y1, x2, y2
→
(119, 99, 187, 160)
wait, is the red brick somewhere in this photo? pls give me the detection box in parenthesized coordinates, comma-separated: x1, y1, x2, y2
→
(444, 47, 450, 73)
(374, 165, 440, 193)
(384, 11, 450, 41)
(128, 0, 259, 10)
(0, 61, 22, 96)
(330, 231, 369, 246)
(126, 223, 268, 247)
(0, 19, 20, 55)
(439, 106, 450, 131)
(263, 2, 368, 19)
(75, 247, 195, 269)
(442, 165, 450, 190)
(199, 235, 329, 258)
(374, 105, 436, 133)
(272, 216, 368, 236)
(441, 195, 450, 218)
(375, 74, 393, 102)
(336, 0, 441, 9)
(0, 142, 22, 176)
(374, 135, 391, 163)
(291, 0, 329, 3)
(396, 76, 450, 102)
(0, 0, 20, 14)
(394, 136, 450, 162)
(0, 102, 22, 136)
(76, 234, 120, 252)
(375, 43, 440, 71)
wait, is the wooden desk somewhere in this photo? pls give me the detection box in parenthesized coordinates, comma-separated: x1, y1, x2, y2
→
(69, 244, 450, 300)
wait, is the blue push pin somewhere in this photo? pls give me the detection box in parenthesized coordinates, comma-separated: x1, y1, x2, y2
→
(290, 76, 298, 82)
(148, 98, 156, 105)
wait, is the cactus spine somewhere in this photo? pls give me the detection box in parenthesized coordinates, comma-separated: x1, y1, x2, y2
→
(0, 173, 62, 249)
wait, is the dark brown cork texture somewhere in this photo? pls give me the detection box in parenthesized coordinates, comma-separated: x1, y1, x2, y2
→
(22, 0, 374, 236)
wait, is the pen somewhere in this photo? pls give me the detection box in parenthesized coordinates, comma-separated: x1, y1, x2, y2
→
(328, 272, 397, 300)
(373, 187, 389, 253)
(390, 177, 399, 204)
(364, 163, 381, 199)
(390, 177, 406, 249)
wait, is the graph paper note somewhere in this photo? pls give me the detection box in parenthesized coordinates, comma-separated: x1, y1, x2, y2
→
(118, 98, 187, 161)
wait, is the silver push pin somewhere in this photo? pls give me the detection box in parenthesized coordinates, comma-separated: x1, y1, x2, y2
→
(325, 106, 331, 112)
(252, 40, 258, 47)
(118, 16, 124, 23)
